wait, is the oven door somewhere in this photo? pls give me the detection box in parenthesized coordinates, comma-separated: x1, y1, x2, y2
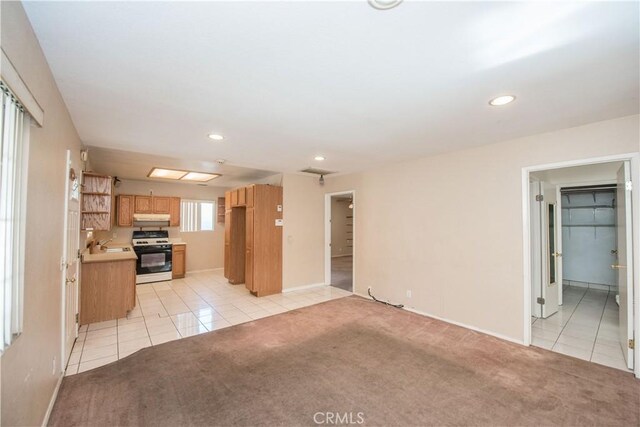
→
(134, 245, 172, 275)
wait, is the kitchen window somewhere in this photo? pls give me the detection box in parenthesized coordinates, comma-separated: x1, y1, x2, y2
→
(0, 80, 30, 352)
(180, 199, 215, 232)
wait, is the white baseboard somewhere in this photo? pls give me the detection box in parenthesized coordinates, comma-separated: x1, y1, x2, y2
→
(42, 373, 64, 427)
(283, 282, 327, 293)
(353, 292, 524, 346)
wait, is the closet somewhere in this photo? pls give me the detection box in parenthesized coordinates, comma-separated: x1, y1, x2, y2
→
(561, 185, 617, 288)
(224, 184, 283, 296)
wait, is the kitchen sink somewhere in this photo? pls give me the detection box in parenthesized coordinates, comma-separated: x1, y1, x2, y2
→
(103, 247, 130, 253)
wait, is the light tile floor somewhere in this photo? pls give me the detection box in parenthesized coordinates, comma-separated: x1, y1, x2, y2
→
(531, 285, 631, 372)
(66, 270, 352, 375)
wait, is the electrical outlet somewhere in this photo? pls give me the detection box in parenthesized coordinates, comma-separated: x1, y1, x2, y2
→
(113, 232, 118, 239)
(406, 290, 412, 298)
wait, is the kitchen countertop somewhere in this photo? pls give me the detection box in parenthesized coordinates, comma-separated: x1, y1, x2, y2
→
(81, 243, 138, 264)
(169, 239, 186, 245)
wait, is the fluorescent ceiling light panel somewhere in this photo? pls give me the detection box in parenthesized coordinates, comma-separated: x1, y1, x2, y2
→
(148, 167, 188, 179)
(181, 172, 220, 182)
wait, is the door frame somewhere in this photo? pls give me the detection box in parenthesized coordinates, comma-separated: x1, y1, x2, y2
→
(521, 152, 640, 378)
(324, 190, 356, 292)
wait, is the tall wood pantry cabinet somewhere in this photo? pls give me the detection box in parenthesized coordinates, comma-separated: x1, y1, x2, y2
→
(224, 184, 282, 296)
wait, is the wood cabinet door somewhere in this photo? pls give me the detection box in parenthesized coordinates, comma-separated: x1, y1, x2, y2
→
(172, 246, 186, 279)
(237, 187, 246, 206)
(225, 191, 231, 210)
(246, 185, 254, 208)
(245, 249, 254, 292)
(169, 197, 181, 227)
(230, 190, 239, 207)
(224, 211, 231, 278)
(153, 196, 171, 214)
(117, 195, 134, 227)
(134, 195, 153, 213)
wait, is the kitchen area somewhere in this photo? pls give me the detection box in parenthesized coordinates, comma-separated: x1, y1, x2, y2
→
(78, 172, 226, 325)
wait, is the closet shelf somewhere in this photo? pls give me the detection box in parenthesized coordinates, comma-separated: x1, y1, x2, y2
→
(562, 224, 615, 228)
(562, 205, 614, 210)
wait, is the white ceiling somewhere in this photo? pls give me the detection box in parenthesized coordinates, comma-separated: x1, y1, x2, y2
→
(86, 146, 277, 188)
(24, 1, 639, 175)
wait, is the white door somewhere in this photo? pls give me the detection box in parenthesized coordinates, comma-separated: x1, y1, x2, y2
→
(556, 186, 564, 306)
(541, 183, 559, 318)
(62, 150, 80, 366)
(615, 162, 634, 370)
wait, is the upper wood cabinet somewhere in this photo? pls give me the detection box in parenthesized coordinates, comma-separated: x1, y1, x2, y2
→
(245, 185, 255, 208)
(134, 195, 153, 213)
(169, 197, 181, 227)
(153, 196, 171, 214)
(117, 195, 134, 227)
(117, 194, 181, 227)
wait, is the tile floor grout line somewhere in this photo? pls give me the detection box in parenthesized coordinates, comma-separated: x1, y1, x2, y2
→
(551, 286, 588, 348)
(588, 290, 610, 361)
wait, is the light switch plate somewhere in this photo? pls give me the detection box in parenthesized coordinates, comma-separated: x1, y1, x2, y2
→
(277, 205, 283, 212)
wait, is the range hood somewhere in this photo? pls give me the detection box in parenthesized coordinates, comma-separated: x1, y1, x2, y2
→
(133, 213, 171, 228)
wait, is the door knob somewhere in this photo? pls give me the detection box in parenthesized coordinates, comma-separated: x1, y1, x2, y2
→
(552, 252, 562, 257)
(65, 278, 76, 283)
(611, 264, 626, 269)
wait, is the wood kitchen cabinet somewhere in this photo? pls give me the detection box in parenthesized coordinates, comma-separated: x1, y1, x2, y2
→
(134, 195, 153, 213)
(153, 196, 171, 214)
(172, 244, 186, 279)
(117, 194, 181, 226)
(224, 184, 282, 296)
(169, 197, 181, 227)
(117, 195, 134, 227)
(80, 259, 136, 324)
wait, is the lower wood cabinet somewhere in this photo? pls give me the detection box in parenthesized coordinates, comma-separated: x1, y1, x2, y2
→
(172, 244, 186, 279)
(80, 259, 136, 324)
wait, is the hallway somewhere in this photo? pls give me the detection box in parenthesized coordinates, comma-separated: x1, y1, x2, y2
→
(331, 256, 353, 292)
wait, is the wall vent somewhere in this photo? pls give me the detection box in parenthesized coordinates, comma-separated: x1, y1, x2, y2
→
(300, 167, 336, 175)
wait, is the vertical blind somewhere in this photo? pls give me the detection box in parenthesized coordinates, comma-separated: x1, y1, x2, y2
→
(180, 199, 215, 232)
(0, 81, 28, 352)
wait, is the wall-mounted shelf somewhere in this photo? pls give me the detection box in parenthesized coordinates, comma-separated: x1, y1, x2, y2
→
(81, 173, 113, 231)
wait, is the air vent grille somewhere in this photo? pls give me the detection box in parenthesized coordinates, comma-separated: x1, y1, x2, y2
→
(300, 167, 336, 175)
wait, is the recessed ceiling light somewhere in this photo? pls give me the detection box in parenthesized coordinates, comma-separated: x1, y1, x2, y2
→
(489, 95, 516, 106)
(148, 167, 188, 180)
(181, 171, 221, 182)
(208, 134, 224, 141)
(314, 156, 326, 161)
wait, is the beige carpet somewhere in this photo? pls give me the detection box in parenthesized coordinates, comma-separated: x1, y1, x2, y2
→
(49, 296, 639, 426)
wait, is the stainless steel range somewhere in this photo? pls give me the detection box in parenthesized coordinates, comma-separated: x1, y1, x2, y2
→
(132, 230, 172, 284)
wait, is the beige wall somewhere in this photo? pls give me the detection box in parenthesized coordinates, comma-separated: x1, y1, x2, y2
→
(1, 2, 84, 425)
(281, 115, 639, 343)
(331, 197, 353, 257)
(94, 179, 228, 271)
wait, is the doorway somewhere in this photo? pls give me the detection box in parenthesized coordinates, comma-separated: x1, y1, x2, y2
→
(325, 191, 355, 293)
(524, 157, 639, 376)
